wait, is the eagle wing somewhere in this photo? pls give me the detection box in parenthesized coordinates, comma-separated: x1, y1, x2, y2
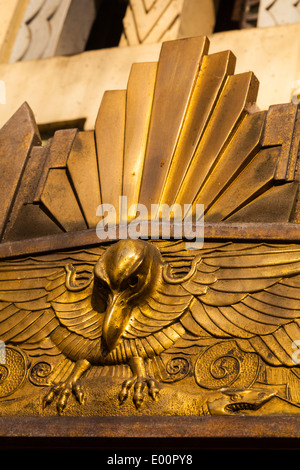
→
(122, 241, 225, 354)
(179, 242, 300, 366)
(123, 241, 300, 366)
(0, 247, 105, 359)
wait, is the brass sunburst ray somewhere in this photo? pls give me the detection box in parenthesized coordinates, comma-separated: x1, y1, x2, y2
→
(0, 35, 299, 243)
(91, 36, 298, 228)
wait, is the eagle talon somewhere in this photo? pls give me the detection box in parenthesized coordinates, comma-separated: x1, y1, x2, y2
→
(118, 375, 160, 408)
(147, 378, 160, 401)
(133, 379, 146, 408)
(119, 377, 134, 403)
(42, 359, 90, 414)
(43, 381, 86, 414)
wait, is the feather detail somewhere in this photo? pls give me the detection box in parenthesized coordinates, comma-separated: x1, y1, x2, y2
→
(180, 242, 300, 367)
(0, 253, 104, 360)
(124, 274, 192, 338)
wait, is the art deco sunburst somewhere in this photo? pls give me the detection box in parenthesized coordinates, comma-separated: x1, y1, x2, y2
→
(0, 36, 300, 419)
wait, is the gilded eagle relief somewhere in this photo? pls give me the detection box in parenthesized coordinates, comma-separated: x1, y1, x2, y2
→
(1, 35, 300, 418)
(1, 240, 300, 416)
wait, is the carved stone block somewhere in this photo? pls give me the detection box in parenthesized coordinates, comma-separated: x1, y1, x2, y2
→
(119, 0, 217, 46)
(258, 0, 300, 27)
(9, 0, 96, 62)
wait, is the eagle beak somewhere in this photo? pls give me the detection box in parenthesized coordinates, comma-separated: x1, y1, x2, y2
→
(103, 293, 130, 352)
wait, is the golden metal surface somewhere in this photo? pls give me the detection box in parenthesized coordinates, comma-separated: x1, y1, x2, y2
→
(204, 147, 280, 221)
(0, 102, 41, 239)
(194, 111, 266, 213)
(123, 62, 157, 218)
(1, 240, 300, 416)
(0, 36, 299, 239)
(0, 36, 300, 421)
(262, 103, 298, 181)
(138, 36, 209, 210)
(34, 128, 78, 202)
(67, 131, 101, 229)
(175, 71, 259, 207)
(95, 89, 126, 219)
(225, 182, 299, 223)
(160, 50, 236, 206)
(41, 168, 87, 232)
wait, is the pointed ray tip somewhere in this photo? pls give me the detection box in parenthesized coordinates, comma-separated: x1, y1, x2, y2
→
(0, 101, 40, 141)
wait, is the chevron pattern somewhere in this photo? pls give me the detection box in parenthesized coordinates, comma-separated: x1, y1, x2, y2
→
(9, 0, 96, 62)
(258, 0, 300, 27)
(119, 0, 184, 46)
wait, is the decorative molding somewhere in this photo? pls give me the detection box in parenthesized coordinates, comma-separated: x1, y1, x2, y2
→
(1, 37, 300, 245)
(0, 0, 29, 63)
(119, 0, 217, 46)
(258, 0, 300, 27)
(120, 0, 184, 46)
(1, 37, 300, 421)
(9, 0, 96, 62)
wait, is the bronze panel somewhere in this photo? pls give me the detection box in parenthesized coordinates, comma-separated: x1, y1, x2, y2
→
(204, 147, 280, 221)
(175, 72, 259, 206)
(161, 50, 236, 206)
(138, 36, 209, 209)
(0, 102, 41, 238)
(1, 146, 47, 242)
(0, 36, 300, 439)
(123, 62, 157, 218)
(226, 182, 298, 223)
(95, 90, 126, 218)
(40, 168, 87, 231)
(2, 239, 300, 420)
(262, 103, 298, 181)
(194, 111, 266, 212)
(3, 204, 63, 242)
(34, 128, 78, 202)
(67, 131, 101, 228)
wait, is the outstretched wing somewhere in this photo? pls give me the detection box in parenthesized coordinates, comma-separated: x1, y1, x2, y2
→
(0, 247, 105, 358)
(178, 242, 300, 366)
(122, 240, 220, 354)
(0, 264, 60, 346)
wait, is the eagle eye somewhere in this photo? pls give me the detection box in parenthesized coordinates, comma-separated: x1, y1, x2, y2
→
(127, 275, 139, 288)
(95, 278, 107, 290)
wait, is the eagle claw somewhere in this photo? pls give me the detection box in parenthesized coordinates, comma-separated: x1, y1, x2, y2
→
(43, 381, 85, 414)
(42, 359, 90, 414)
(119, 376, 160, 409)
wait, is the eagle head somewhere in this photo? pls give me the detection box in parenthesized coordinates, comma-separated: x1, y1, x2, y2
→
(94, 239, 163, 352)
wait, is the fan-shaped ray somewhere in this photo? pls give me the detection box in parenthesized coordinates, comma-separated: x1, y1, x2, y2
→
(2, 36, 298, 242)
(160, 50, 236, 206)
(175, 72, 259, 207)
(193, 111, 266, 211)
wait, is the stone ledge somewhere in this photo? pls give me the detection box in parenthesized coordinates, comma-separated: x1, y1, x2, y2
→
(0, 23, 300, 132)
